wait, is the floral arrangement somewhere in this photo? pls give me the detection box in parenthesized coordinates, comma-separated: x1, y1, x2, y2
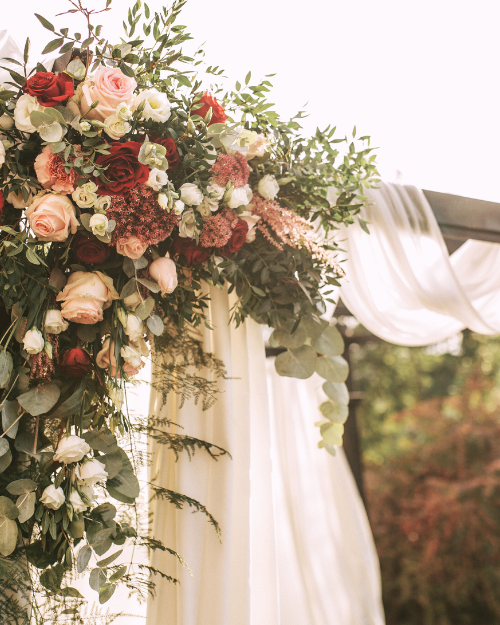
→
(0, 0, 378, 619)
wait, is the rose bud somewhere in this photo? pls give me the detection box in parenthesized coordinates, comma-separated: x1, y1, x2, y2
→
(60, 348, 90, 377)
(149, 257, 178, 295)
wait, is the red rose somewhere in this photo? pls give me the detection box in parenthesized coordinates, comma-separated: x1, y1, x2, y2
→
(173, 237, 212, 267)
(60, 349, 90, 378)
(95, 141, 149, 196)
(151, 136, 180, 171)
(72, 232, 111, 264)
(23, 72, 74, 107)
(0, 191, 4, 215)
(219, 219, 249, 256)
(194, 92, 227, 126)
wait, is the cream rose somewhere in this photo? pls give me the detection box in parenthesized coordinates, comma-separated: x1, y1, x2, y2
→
(196, 200, 212, 217)
(95, 195, 112, 212)
(56, 271, 119, 325)
(22, 328, 44, 354)
(173, 199, 185, 215)
(25, 194, 79, 242)
(45, 309, 69, 334)
(53, 435, 91, 464)
(178, 208, 198, 239)
(179, 183, 203, 207)
(146, 168, 169, 191)
(72, 182, 98, 209)
(134, 88, 171, 123)
(206, 182, 225, 200)
(149, 257, 178, 295)
(69, 490, 87, 513)
(96, 337, 146, 377)
(239, 211, 261, 243)
(258, 174, 280, 200)
(103, 113, 131, 140)
(40, 485, 65, 510)
(0, 113, 14, 130)
(116, 235, 148, 260)
(76, 458, 108, 486)
(80, 67, 137, 122)
(124, 314, 145, 342)
(227, 185, 252, 209)
(89, 213, 108, 236)
(14, 94, 44, 133)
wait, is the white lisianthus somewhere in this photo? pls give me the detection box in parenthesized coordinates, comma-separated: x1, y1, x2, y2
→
(45, 309, 69, 334)
(146, 168, 169, 192)
(134, 88, 171, 123)
(206, 182, 225, 200)
(53, 435, 91, 464)
(326, 186, 338, 206)
(0, 141, 5, 167)
(95, 195, 112, 212)
(69, 490, 87, 513)
(124, 314, 145, 343)
(103, 113, 131, 140)
(89, 213, 109, 236)
(157, 193, 169, 210)
(72, 182, 98, 209)
(179, 183, 203, 206)
(196, 198, 215, 217)
(258, 174, 279, 200)
(173, 199, 185, 215)
(40, 485, 65, 510)
(79, 120, 91, 132)
(239, 211, 261, 243)
(178, 208, 198, 238)
(14, 94, 44, 133)
(116, 102, 133, 121)
(22, 328, 44, 355)
(227, 185, 252, 209)
(0, 114, 13, 130)
(76, 458, 108, 486)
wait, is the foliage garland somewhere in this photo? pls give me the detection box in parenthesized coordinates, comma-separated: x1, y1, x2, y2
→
(0, 0, 378, 620)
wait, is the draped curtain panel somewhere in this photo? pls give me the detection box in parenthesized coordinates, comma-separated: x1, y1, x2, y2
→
(338, 182, 500, 346)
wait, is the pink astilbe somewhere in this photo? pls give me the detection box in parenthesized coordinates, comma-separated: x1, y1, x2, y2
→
(106, 185, 180, 247)
(251, 193, 343, 273)
(199, 214, 232, 248)
(211, 152, 249, 188)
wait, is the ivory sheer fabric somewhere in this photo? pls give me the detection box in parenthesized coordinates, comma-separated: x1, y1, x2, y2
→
(147, 286, 385, 625)
(338, 182, 500, 346)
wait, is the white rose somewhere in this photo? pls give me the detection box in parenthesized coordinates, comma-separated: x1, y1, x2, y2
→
(179, 183, 203, 207)
(326, 186, 338, 206)
(45, 309, 69, 334)
(23, 328, 44, 354)
(146, 168, 169, 192)
(40, 485, 65, 510)
(227, 186, 252, 209)
(134, 88, 171, 123)
(257, 174, 280, 200)
(53, 435, 91, 464)
(196, 197, 217, 217)
(103, 113, 131, 140)
(76, 458, 108, 486)
(178, 208, 198, 239)
(14, 94, 44, 133)
(69, 490, 87, 513)
(95, 195, 112, 212)
(239, 211, 261, 243)
(0, 113, 14, 130)
(0, 141, 5, 167)
(116, 102, 133, 121)
(89, 213, 109, 236)
(173, 199, 185, 215)
(206, 182, 225, 200)
(72, 182, 98, 209)
(124, 314, 145, 342)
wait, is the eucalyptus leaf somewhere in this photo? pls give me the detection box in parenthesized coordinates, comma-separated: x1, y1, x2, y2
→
(96, 548, 123, 568)
(109, 565, 127, 583)
(0, 517, 18, 556)
(299, 316, 329, 340)
(38, 121, 65, 143)
(271, 324, 307, 350)
(89, 567, 107, 592)
(77, 324, 99, 343)
(3, 401, 19, 439)
(322, 382, 349, 405)
(0, 439, 9, 457)
(107, 449, 139, 501)
(82, 429, 118, 453)
(120, 278, 138, 300)
(147, 315, 164, 336)
(58, 587, 84, 598)
(99, 582, 116, 604)
(0, 449, 12, 473)
(319, 401, 348, 423)
(0, 495, 19, 520)
(311, 326, 344, 358)
(14, 431, 51, 457)
(30, 110, 54, 127)
(7, 479, 37, 495)
(101, 449, 123, 479)
(91, 503, 117, 523)
(77, 544, 92, 573)
(275, 346, 317, 379)
(16, 491, 36, 523)
(17, 382, 61, 416)
(316, 355, 349, 383)
(133, 256, 148, 270)
(0, 350, 13, 388)
(49, 380, 85, 419)
(79, 213, 92, 231)
(136, 277, 160, 293)
(135, 297, 155, 320)
(122, 257, 135, 278)
(320, 422, 344, 446)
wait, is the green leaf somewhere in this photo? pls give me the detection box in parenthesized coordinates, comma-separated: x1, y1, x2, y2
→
(96, 548, 123, 568)
(0, 449, 12, 473)
(311, 326, 344, 358)
(319, 400, 348, 424)
(7, 479, 37, 496)
(77, 324, 99, 343)
(49, 380, 85, 419)
(316, 355, 349, 383)
(120, 278, 138, 300)
(0, 517, 18, 556)
(16, 491, 36, 523)
(77, 544, 92, 573)
(109, 565, 127, 583)
(135, 297, 155, 320)
(101, 449, 123, 479)
(40, 564, 63, 591)
(35, 14, 55, 32)
(107, 449, 139, 501)
(82, 429, 118, 453)
(0, 496, 18, 520)
(133, 256, 148, 270)
(1, 400, 18, 439)
(99, 582, 116, 604)
(147, 314, 164, 336)
(91, 503, 117, 523)
(299, 316, 329, 340)
(17, 382, 61, 416)
(26, 248, 40, 265)
(118, 62, 135, 77)
(320, 422, 344, 446)
(0, 350, 13, 388)
(136, 277, 160, 293)
(271, 324, 307, 350)
(275, 345, 317, 379)
(322, 382, 349, 405)
(59, 587, 84, 598)
(42, 38, 65, 55)
(0, 439, 9, 457)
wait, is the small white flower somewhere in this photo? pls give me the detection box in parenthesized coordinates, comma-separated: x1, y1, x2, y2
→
(54, 435, 91, 464)
(116, 102, 133, 121)
(134, 88, 171, 123)
(124, 315, 145, 343)
(173, 199, 185, 215)
(103, 113, 131, 140)
(23, 328, 44, 355)
(239, 211, 261, 243)
(257, 174, 280, 200)
(72, 182, 98, 209)
(69, 490, 87, 513)
(206, 182, 225, 200)
(179, 183, 203, 207)
(227, 186, 252, 209)
(45, 309, 69, 335)
(0, 113, 13, 130)
(178, 208, 198, 239)
(95, 195, 112, 212)
(146, 168, 169, 192)
(157, 193, 169, 210)
(79, 120, 91, 132)
(76, 458, 108, 486)
(89, 213, 109, 236)
(40, 485, 65, 510)
(14, 94, 44, 133)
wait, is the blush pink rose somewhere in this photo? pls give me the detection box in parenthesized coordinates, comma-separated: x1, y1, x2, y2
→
(56, 271, 119, 325)
(80, 67, 137, 122)
(96, 337, 144, 378)
(34, 145, 79, 194)
(116, 235, 148, 259)
(25, 194, 79, 242)
(149, 257, 178, 294)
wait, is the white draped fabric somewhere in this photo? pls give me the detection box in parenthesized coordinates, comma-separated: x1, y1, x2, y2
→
(338, 182, 500, 346)
(147, 286, 385, 625)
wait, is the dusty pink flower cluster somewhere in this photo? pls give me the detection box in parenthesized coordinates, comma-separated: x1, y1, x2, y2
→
(211, 152, 249, 188)
(199, 213, 233, 248)
(107, 184, 180, 248)
(34, 145, 80, 194)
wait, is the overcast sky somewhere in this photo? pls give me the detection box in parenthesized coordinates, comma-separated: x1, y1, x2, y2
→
(2, 0, 499, 202)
